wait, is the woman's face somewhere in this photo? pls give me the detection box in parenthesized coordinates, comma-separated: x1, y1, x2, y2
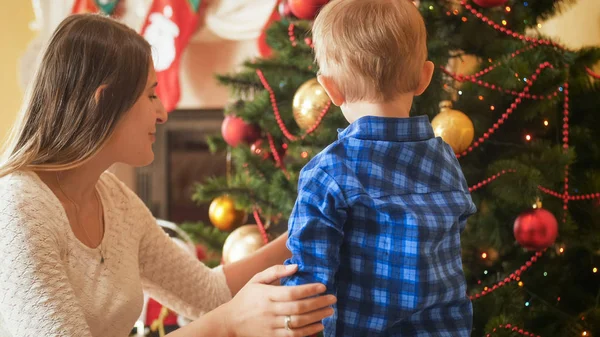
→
(107, 63, 168, 167)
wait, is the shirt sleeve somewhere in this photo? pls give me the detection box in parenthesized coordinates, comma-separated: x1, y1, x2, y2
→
(0, 210, 93, 336)
(281, 167, 348, 295)
(135, 197, 232, 320)
(459, 192, 477, 229)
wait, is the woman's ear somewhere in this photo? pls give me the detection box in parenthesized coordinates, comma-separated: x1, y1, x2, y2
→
(94, 84, 108, 104)
(317, 75, 345, 106)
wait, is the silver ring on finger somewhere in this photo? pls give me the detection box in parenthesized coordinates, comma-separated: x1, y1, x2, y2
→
(284, 315, 293, 331)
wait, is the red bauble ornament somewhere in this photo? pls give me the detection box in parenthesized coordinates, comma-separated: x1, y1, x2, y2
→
(279, 0, 293, 17)
(221, 115, 261, 147)
(513, 208, 558, 251)
(473, 0, 508, 8)
(251, 139, 287, 164)
(288, 0, 329, 20)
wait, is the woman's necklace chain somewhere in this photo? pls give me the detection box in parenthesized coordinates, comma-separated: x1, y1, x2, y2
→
(55, 172, 106, 263)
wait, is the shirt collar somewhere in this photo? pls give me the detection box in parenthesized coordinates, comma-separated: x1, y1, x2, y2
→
(337, 115, 434, 142)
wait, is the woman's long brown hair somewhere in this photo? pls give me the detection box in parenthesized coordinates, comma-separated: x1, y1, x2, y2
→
(0, 13, 151, 177)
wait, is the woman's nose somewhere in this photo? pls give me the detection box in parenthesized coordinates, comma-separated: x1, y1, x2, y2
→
(156, 100, 168, 124)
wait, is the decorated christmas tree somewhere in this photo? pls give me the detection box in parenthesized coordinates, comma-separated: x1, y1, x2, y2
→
(188, 0, 600, 335)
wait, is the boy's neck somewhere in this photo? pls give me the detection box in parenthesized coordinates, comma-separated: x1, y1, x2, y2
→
(341, 92, 414, 123)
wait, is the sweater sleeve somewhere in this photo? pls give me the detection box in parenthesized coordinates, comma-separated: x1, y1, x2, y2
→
(138, 211, 232, 319)
(112, 183, 232, 320)
(0, 196, 93, 336)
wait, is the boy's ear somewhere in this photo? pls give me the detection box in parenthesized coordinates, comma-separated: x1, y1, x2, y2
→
(317, 75, 345, 106)
(414, 61, 435, 96)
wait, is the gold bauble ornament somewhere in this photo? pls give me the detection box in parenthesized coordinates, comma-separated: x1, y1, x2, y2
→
(292, 78, 330, 130)
(431, 100, 474, 154)
(222, 225, 266, 264)
(208, 195, 248, 232)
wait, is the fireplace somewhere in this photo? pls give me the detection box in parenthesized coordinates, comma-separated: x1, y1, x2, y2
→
(137, 109, 227, 224)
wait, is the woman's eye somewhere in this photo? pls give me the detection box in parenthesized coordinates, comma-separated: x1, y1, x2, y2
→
(149, 95, 158, 100)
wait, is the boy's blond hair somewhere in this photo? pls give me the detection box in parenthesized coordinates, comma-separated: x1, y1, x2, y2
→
(312, 0, 427, 103)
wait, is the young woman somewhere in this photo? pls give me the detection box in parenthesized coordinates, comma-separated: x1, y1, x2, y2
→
(0, 14, 334, 337)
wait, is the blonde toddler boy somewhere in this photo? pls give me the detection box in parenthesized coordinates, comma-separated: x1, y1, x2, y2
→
(282, 0, 476, 336)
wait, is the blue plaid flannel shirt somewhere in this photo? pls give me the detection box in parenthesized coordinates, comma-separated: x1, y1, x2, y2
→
(282, 115, 476, 336)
